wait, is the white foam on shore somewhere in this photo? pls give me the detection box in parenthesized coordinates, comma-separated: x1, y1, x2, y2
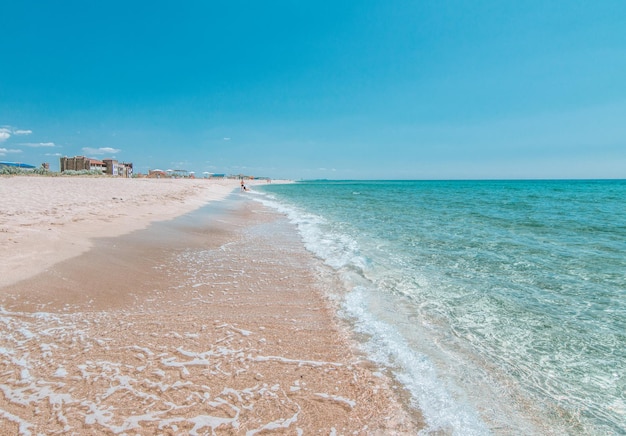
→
(345, 286, 490, 436)
(254, 190, 491, 435)
(0, 298, 366, 434)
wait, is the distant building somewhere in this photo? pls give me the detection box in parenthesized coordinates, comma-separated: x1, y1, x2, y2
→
(103, 159, 133, 177)
(60, 156, 133, 177)
(60, 156, 103, 172)
(148, 169, 167, 178)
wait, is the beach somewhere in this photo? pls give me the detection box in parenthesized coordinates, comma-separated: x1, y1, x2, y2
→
(0, 176, 237, 289)
(0, 176, 417, 434)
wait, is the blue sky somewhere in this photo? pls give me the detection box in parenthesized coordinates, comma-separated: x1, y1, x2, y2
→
(1, 1, 625, 179)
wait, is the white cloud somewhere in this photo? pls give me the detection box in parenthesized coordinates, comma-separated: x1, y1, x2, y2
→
(82, 147, 121, 155)
(0, 127, 33, 142)
(0, 128, 11, 142)
(0, 148, 23, 156)
(20, 142, 56, 147)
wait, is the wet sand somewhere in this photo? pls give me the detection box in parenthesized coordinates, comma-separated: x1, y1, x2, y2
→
(0, 184, 419, 434)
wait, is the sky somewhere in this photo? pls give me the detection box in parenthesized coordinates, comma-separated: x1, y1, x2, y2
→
(1, 0, 625, 179)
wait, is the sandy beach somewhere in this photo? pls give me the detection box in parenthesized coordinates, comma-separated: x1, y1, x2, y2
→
(0, 176, 239, 289)
(0, 176, 417, 434)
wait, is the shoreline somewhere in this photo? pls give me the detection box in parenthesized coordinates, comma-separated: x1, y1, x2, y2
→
(0, 176, 418, 433)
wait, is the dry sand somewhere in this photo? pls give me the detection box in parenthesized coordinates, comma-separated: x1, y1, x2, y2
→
(0, 175, 418, 434)
(0, 176, 238, 288)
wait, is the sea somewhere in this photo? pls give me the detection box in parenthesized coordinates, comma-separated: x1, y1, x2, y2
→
(252, 180, 625, 435)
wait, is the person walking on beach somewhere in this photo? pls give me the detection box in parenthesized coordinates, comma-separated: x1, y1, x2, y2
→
(240, 179, 245, 191)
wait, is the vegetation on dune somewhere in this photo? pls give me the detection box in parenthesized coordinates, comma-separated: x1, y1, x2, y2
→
(0, 167, 110, 176)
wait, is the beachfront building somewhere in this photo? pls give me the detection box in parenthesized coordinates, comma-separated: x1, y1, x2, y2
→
(60, 156, 133, 177)
(148, 169, 167, 178)
(60, 156, 104, 172)
(103, 159, 133, 177)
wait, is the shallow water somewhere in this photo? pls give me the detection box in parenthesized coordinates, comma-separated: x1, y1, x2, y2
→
(255, 180, 626, 435)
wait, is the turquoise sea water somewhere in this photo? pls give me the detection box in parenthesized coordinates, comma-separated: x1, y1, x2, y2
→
(254, 180, 625, 435)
